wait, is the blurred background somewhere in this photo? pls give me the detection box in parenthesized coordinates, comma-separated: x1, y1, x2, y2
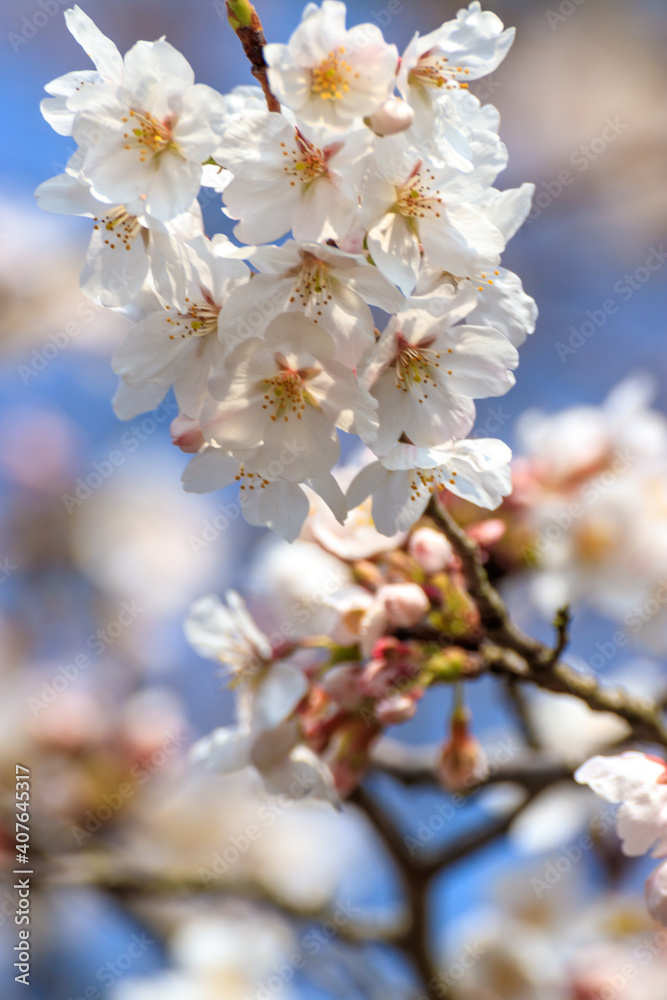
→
(1, 0, 667, 997)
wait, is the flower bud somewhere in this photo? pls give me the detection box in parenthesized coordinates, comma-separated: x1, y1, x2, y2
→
(408, 527, 453, 574)
(465, 518, 506, 548)
(366, 97, 415, 136)
(170, 414, 205, 453)
(438, 709, 487, 792)
(378, 583, 429, 628)
(646, 860, 667, 925)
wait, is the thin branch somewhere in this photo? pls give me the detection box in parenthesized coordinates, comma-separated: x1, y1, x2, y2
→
(349, 785, 440, 999)
(428, 499, 544, 662)
(370, 737, 573, 792)
(503, 674, 541, 750)
(548, 605, 572, 666)
(226, 1, 281, 112)
(427, 498, 667, 748)
(482, 643, 667, 745)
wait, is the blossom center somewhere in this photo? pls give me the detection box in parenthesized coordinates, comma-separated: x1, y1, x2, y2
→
(234, 463, 271, 493)
(393, 334, 450, 403)
(409, 466, 459, 502)
(281, 133, 329, 187)
(262, 368, 308, 422)
(409, 51, 471, 90)
(394, 164, 442, 220)
(289, 253, 334, 312)
(166, 292, 220, 340)
(122, 108, 177, 163)
(92, 206, 141, 251)
(311, 46, 355, 101)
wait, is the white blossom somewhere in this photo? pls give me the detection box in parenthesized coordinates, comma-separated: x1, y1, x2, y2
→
(192, 658, 338, 804)
(575, 752, 667, 857)
(264, 0, 398, 130)
(201, 313, 378, 480)
(358, 307, 518, 453)
(347, 438, 513, 534)
(219, 111, 372, 244)
(112, 236, 249, 418)
(46, 8, 227, 221)
(220, 240, 404, 366)
(182, 445, 347, 543)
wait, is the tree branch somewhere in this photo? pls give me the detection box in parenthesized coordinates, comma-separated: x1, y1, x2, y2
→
(428, 498, 667, 748)
(226, 1, 281, 112)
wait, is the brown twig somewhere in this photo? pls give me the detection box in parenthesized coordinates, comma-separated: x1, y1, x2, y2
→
(349, 785, 440, 999)
(226, 1, 281, 112)
(428, 498, 667, 748)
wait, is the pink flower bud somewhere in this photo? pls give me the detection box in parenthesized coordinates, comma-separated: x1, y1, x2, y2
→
(438, 713, 487, 792)
(465, 518, 506, 548)
(646, 860, 667, 925)
(321, 663, 364, 710)
(408, 527, 453, 574)
(170, 414, 205, 453)
(367, 97, 415, 136)
(378, 583, 429, 628)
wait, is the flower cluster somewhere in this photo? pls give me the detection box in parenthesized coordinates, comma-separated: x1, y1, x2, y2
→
(37, 1, 536, 541)
(186, 472, 490, 803)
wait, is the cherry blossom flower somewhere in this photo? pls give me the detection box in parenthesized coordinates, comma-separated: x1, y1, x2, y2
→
(220, 240, 404, 366)
(45, 8, 228, 221)
(35, 164, 203, 308)
(358, 307, 518, 453)
(40, 6, 124, 136)
(264, 0, 398, 130)
(575, 752, 667, 858)
(185, 591, 272, 677)
(112, 236, 249, 418)
(218, 111, 372, 244)
(201, 313, 378, 480)
(192, 658, 338, 804)
(398, 2, 514, 135)
(361, 135, 506, 294)
(347, 438, 513, 534)
(182, 445, 347, 542)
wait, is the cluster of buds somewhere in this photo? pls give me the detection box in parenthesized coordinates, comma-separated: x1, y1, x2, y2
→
(186, 493, 494, 802)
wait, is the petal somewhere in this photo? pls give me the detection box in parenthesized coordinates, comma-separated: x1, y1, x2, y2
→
(112, 379, 168, 420)
(64, 6, 123, 82)
(191, 726, 252, 774)
(367, 214, 421, 295)
(181, 449, 240, 494)
(253, 661, 308, 731)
